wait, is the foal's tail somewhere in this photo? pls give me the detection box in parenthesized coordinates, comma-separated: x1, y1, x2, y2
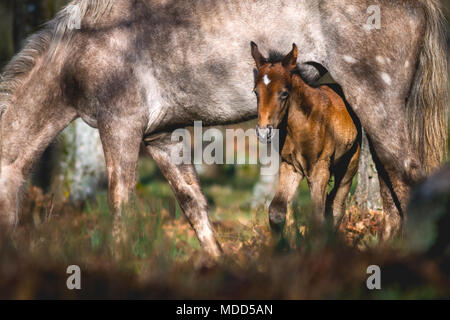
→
(408, 0, 448, 174)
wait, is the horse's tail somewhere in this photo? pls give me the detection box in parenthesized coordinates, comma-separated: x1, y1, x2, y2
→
(408, 0, 448, 174)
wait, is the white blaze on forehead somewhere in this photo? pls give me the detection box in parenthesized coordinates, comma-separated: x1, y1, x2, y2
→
(381, 72, 392, 85)
(263, 74, 271, 86)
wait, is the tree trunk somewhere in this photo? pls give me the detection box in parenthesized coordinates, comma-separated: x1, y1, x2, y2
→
(51, 119, 107, 204)
(354, 131, 382, 212)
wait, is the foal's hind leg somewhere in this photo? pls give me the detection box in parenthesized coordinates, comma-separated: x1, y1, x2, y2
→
(327, 147, 360, 229)
(0, 105, 77, 228)
(145, 134, 222, 259)
(309, 161, 331, 226)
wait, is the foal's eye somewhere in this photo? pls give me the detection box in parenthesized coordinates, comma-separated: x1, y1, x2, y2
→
(280, 91, 290, 100)
(253, 90, 259, 97)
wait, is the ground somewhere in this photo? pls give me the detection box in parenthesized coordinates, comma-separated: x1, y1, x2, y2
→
(0, 155, 449, 300)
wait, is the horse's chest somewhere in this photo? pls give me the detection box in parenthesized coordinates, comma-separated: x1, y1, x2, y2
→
(281, 135, 313, 175)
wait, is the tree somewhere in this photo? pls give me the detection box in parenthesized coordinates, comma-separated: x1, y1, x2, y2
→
(354, 131, 382, 212)
(52, 120, 106, 203)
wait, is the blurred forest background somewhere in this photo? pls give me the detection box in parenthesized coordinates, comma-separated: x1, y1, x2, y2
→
(0, 0, 449, 299)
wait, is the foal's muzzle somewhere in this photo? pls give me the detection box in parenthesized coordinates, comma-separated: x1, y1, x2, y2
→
(256, 125, 274, 143)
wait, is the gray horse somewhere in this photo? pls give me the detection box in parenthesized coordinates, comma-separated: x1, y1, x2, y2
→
(0, 0, 447, 258)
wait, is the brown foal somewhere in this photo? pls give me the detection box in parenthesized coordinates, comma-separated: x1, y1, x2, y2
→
(251, 42, 361, 232)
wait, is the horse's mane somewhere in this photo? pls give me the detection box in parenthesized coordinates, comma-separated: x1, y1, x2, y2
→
(266, 51, 286, 64)
(266, 50, 303, 77)
(0, 0, 113, 115)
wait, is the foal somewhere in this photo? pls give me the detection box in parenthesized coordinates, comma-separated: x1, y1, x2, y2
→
(251, 42, 361, 232)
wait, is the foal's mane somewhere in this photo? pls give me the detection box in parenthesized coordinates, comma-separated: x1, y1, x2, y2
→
(0, 0, 113, 115)
(266, 51, 286, 64)
(265, 50, 302, 76)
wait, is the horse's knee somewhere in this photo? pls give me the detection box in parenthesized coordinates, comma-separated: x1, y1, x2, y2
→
(371, 139, 423, 187)
(402, 156, 425, 184)
(269, 200, 287, 233)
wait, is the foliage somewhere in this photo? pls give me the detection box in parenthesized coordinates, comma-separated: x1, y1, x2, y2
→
(1, 158, 449, 299)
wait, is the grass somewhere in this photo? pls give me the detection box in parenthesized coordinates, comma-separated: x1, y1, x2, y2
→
(0, 156, 449, 299)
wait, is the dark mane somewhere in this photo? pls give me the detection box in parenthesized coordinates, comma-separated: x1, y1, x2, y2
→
(267, 50, 286, 64)
(266, 50, 303, 77)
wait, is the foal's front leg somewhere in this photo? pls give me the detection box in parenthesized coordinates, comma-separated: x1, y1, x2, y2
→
(269, 162, 303, 233)
(145, 134, 222, 259)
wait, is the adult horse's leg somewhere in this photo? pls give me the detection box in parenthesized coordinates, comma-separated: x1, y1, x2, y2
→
(368, 136, 405, 240)
(0, 104, 77, 228)
(337, 90, 417, 240)
(377, 169, 403, 240)
(97, 113, 144, 241)
(145, 134, 222, 259)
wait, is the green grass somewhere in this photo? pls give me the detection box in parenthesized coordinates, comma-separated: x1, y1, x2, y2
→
(0, 157, 449, 299)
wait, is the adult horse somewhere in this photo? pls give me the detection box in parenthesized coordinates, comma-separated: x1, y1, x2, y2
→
(0, 0, 447, 258)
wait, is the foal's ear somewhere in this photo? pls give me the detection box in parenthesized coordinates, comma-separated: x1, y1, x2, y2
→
(282, 43, 298, 71)
(251, 41, 267, 69)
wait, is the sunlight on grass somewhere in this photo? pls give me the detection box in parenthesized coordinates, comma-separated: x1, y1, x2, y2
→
(0, 157, 448, 299)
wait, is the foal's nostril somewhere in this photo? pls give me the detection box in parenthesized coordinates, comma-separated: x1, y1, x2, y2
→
(256, 125, 272, 142)
(267, 125, 273, 138)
